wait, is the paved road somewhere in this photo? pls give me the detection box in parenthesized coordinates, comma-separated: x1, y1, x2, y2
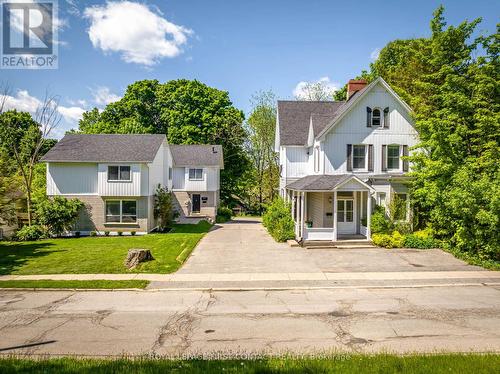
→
(1, 285, 499, 357)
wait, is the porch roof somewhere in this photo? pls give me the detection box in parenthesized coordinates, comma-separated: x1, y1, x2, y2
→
(286, 174, 374, 192)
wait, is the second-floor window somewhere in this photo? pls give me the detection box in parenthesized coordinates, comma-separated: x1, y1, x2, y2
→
(189, 168, 203, 180)
(108, 166, 131, 181)
(387, 145, 400, 170)
(372, 108, 381, 127)
(352, 145, 366, 169)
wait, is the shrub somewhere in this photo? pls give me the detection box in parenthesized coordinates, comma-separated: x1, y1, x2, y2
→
(262, 197, 295, 242)
(394, 221, 413, 235)
(370, 206, 393, 234)
(117, 231, 123, 236)
(74, 231, 80, 238)
(131, 231, 136, 236)
(372, 231, 404, 249)
(216, 206, 232, 223)
(154, 185, 174, 230)
(15, 225, 47, 241)
(35, 196, 84, 237)
(90, 231, 97, 237)
(104, 231, 110, 236)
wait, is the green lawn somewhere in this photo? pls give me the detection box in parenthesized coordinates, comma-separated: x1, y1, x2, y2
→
(0, 354, 498, 373)
(0, 222, 211, 275)
(0, 280, 149, 289)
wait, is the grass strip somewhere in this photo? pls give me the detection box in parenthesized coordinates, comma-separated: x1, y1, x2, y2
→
(0, 280, 149, 289)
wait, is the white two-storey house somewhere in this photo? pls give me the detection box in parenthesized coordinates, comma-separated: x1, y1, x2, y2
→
(41, 134, 223, 234)
(276, 77, 418, 242)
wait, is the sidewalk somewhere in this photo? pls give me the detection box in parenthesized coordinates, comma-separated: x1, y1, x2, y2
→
(1, 270, 499, 282)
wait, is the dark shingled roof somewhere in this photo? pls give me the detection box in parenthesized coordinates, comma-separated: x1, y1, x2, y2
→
(170, 145, 224, 168)
(40, 134, 166, 163)
(286, 174, 354, 191)
(277, 101, 343, 146)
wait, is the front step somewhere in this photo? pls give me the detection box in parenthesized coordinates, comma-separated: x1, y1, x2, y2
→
(303, 240, 376, 250)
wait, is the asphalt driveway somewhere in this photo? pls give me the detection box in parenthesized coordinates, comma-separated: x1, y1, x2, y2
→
(179, 217, 481, 274)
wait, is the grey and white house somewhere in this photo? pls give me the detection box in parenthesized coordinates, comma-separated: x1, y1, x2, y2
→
(41, 134, 223, 235)
(276, 77, 418, 242)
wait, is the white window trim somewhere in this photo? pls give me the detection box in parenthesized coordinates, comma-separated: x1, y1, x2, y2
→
(352, 144, 368, 171)
(105, 199, 137, 224)
(372, 107, 383, 128)
(107, 165, 132, 182)
(188, 168, 204, 181)
(313, 146, 320, 173)
(386, 144, 402, 172)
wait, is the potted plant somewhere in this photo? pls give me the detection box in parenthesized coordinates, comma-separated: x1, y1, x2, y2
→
(305, 220, 313, 228)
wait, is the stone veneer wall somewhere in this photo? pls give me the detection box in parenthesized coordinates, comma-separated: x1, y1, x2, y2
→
(56, 195, 149, 233)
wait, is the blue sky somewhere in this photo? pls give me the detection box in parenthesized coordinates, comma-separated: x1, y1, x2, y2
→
(2, 0, 499, 137)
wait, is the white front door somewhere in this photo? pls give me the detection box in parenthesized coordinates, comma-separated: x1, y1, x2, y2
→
(337, 198, 356, 234)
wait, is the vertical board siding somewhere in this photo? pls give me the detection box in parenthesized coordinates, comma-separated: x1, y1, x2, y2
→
(172, 167, 186, 189)
(323, 85, 418, 175)
(184, 168, 207, 191)
(47, 163, 98, 195)
(148, 145, 165, 194)
(285, 147, 309, 178)
(98, 163, 142, 196)
(206, 167, 219, 191)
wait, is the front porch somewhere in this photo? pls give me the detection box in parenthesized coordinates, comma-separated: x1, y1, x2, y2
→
(286, 174, 375, 243)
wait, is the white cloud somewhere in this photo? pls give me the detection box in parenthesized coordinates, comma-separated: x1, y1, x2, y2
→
(370, 47, 381, 61)
(84, 1, 193, 66)
(2, 89, 85, 138)
(58, 105, 85, 123)
(293, 77, 339, 101)
(91, 86, 121, 106)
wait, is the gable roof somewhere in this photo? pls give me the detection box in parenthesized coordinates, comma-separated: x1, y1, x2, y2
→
(316, 77, 412, 139)
(277, 101, 343, 146)
(286, 174, 374, 191)
(170, 145, 224, 168)
(41, 134, 166, 163)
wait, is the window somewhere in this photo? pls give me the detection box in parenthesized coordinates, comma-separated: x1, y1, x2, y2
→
(314, 147, 320, 172)
(105, 200, 137, 223)
(337, 200, 354, 222)
(168, 167, 172, 180)
(372, 108, 381, 127)
(378, 192, 386, 206)
(108, 166, 131, 181)
(189, 168, 203, 180)
(352, 145, 366, 169)
(387, 145, 400, 170)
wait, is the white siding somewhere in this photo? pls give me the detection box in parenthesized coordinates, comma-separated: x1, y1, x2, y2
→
(47, 163, 98, 195)
(148, 145, 165, 194)
(285, 147, 310, 178)
(184, 168, 207, 191)
(97, 163, 142, 196)
(323, 83, 418, 175)
(206, 167, 219, 191)
(172, 167, 185, 189)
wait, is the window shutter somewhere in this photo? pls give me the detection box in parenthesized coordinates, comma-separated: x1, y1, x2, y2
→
(382, 145, 387, 171)
(346, 144, 353, 172)
(402, 145, 409, 172)
(383, 107, 390, 128)
(366, 107, 372, 127)
(368, 145, 374, 171)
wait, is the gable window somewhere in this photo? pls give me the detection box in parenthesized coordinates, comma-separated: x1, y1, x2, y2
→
(108, 166, 131, 181)
(313, 147, 320, 173)
(105, 200, 137, 223)
(387, 145, 401, 170)
(372, 108, 381, 127)
(189, 168, 203, 180)
(352, 145, 366, 170)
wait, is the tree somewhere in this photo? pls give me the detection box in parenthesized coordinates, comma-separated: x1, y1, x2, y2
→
(78, 79, 249, 203)
(245, 90, 279, 213)
(333, 70, 376, 101)
(0, 95, 60, 225)
(294, 80, 336, 101)
(36, 196, 84, 236)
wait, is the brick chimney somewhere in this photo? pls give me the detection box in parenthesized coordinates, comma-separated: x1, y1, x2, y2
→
(346, 79, 367, 100)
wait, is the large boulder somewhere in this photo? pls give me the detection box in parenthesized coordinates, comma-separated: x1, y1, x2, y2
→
(124, 249, 154, 269)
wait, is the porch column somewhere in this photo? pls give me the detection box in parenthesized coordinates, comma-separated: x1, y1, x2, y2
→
(291, 190, 295, 221)
(333, 190, 338, 242)
(300, 191, 306, 238)
(366, 192, 372, 239)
